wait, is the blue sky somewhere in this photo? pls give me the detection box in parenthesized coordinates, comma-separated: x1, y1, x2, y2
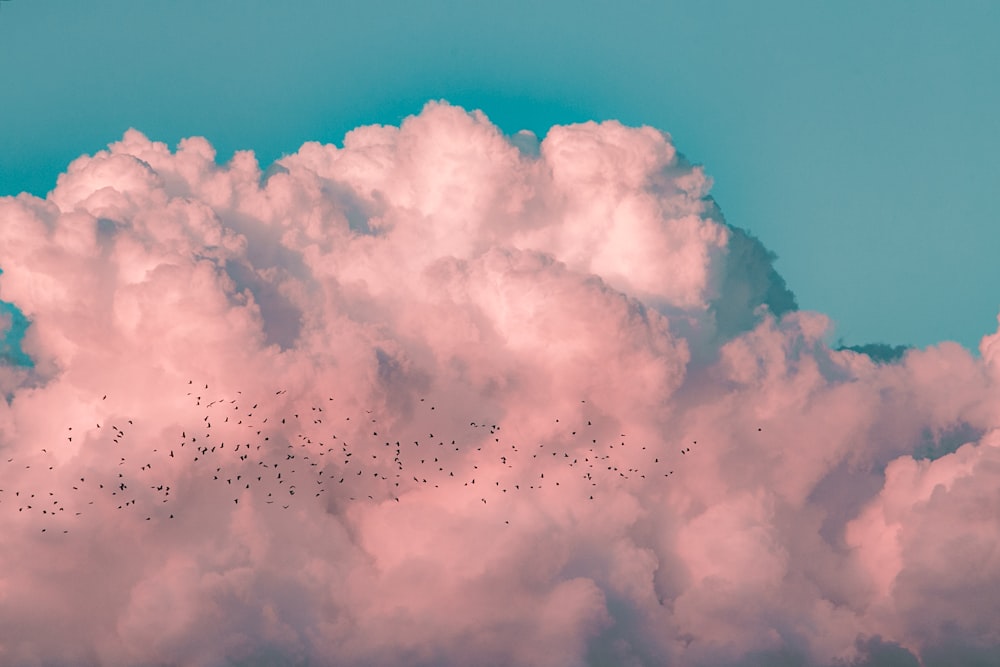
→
(1, 0, 998, 350)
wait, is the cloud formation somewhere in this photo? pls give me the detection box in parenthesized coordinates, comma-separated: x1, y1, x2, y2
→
(0, 101, 998, 666)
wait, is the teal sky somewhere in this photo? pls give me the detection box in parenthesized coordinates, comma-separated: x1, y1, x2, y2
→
(1, 0, 998, 351)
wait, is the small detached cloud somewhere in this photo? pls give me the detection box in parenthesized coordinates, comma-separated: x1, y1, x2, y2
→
(0, 101, 997, 666)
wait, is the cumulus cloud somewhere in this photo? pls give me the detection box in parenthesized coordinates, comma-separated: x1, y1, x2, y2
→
(0, 101, 998, 666)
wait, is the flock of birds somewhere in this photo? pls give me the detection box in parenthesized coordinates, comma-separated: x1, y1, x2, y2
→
(0, 381, 709, 535)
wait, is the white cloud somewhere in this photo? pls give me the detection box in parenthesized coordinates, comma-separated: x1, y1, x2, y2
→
(0, 101, 997, 666)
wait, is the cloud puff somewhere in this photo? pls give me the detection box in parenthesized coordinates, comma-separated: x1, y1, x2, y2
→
(0, 101, 998, 666)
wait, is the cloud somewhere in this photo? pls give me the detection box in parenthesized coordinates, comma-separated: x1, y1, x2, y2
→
(0, 101, 998, 666)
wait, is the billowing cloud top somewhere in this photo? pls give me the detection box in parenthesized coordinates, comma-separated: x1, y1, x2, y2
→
(0, 102, 998, 667)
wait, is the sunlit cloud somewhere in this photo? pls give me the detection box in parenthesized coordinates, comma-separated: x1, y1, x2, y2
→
(0, 102, 997, 666)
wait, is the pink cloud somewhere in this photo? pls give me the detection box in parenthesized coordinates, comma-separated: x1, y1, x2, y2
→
(0, 101, 998, 666)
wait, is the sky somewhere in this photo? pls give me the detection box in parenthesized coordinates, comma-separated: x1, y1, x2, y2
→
(1, 3, 1000, 667)
(1, 0, 999, 350)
